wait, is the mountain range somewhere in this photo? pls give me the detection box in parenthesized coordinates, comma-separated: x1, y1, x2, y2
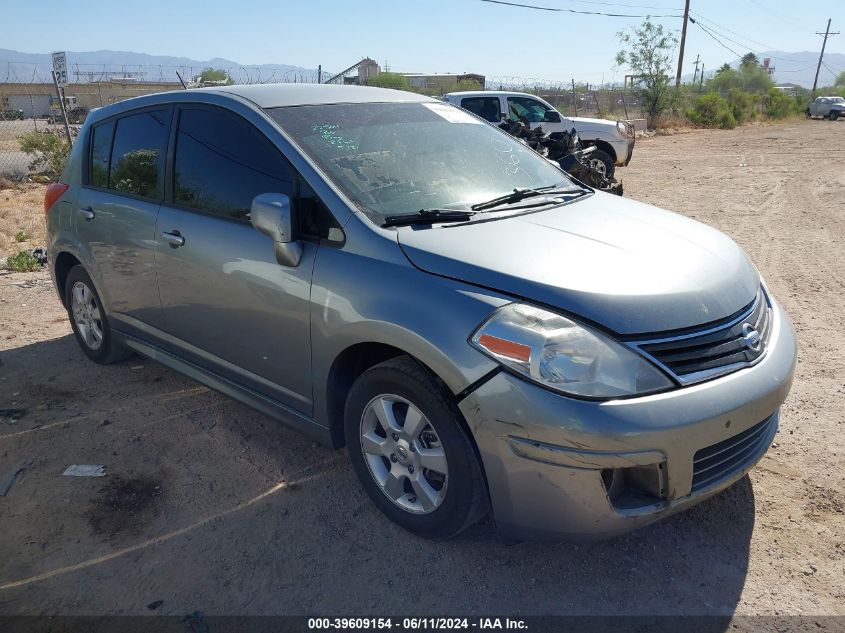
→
(0, 49, 328, 84)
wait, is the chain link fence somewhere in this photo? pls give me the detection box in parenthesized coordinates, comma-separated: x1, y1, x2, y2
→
(1, 64, 645, 178)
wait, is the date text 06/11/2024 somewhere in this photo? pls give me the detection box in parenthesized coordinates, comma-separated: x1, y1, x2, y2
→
(307, 618, 528, 630)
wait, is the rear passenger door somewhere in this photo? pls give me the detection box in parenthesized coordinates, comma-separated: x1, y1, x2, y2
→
(76, 107, 172, 338)
(154, 104, 318, 414)
(458, 96, 504, 123)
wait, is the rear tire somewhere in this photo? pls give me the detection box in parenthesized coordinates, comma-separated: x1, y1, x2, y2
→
(830, 112, 839, 121)
(344, 356, 487, 539)
(65, 265, 131, 364)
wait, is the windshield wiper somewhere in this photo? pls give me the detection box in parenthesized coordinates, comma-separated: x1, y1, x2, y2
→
(470, 185, 585, 212)
(382, 209, 475, 228)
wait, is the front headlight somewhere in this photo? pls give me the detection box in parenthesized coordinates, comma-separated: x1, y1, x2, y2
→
(470, 303, 673, 398)
(616, 120, 634, 138)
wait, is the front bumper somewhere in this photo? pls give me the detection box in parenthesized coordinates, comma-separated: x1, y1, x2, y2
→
(459, 302, 797, 541)
(611, 137, 635, 166)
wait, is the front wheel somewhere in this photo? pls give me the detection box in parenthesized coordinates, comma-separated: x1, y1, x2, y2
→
(830, 111, 840, 121)
(586, 148, 615, 179)
(344, 356, 487, 539)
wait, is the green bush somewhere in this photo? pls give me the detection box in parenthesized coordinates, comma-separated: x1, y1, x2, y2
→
(764, 88, 799, 119)
(19, 130, 69, 178)
(5, 250, 40, 272)
(366, 72, 412, 90)
(14, 229, 28, 243)
(687, 93, 736, 129)
(727, 88, 757, 124)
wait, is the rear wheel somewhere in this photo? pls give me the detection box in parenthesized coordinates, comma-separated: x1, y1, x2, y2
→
(344, 356, 487, 538)
(830, 111, 839, 121)
(65, 265, 130, 364)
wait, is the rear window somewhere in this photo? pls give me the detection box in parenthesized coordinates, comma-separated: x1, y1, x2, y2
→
(89, 120, 114, 188)
(108, 109, 171, 199)
(460, 97, 501, 123)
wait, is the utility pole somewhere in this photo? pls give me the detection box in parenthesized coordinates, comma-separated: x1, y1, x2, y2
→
(699, 64, 705, 90)
(692, 54, 701, 86)
(812, 19, 839, 96)
(675, 0, 691, 86)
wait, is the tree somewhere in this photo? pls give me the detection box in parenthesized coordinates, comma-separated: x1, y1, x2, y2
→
(716, 63, 732, 75)
(366, 72, 411, 90)
(740, 52, 760, 68)
(615, 20, 679, 127)
(195, 68, 234, 85)
(708, 63, 773, 94)
(836, 71, 845, 88)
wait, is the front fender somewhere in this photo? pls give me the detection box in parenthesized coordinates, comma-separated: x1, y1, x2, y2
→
(309, 219, 507, 428)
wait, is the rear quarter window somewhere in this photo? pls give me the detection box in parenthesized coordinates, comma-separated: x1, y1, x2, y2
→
(109, 109, 171, 199)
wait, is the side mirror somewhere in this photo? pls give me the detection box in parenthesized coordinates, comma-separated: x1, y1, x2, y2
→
(544, 110, 562, 123)
(250, 193, 303, 267)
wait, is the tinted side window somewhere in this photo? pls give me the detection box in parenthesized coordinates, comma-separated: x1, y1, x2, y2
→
(507, 96, 549, 123)
(460, 97, 501, 122)
(109, 109, 171, 199)
(89, 120, 114, 188)
(174, 107, 294, 220)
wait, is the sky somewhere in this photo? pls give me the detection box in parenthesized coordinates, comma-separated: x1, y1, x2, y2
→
(4, 0, 844, 84)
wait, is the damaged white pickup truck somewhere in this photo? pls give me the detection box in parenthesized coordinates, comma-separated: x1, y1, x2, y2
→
(443, 90, 635, 178)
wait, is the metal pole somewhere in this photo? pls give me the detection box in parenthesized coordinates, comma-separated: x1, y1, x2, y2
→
(52, 71, 73, 146)
(675, 0, 691, 86)
(571, 78, 577, 116)
(317, 64, 322, 84)
(812, 19, 838, 97)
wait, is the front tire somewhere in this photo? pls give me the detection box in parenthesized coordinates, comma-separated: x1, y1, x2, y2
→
(65, 265, 130, 364)
(830, 111, 839, 121)
(344, 356, 487, 539)
(586, 148, 615, 179)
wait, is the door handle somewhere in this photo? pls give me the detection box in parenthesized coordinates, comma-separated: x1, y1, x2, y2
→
(78, 207, 95, 221)
(161, 230, 185, 247)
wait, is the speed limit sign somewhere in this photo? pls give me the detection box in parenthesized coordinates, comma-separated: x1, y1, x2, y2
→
(52, 51, 68, 87)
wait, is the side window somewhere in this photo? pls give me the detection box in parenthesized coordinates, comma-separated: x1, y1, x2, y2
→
(507, 96, 549, 123)
(89, 120, 114, 188)
(109, 109, 171, 199)
(298, 178, 342, 242)
(459, 97, 501, 123)
(173, 107, 294, 220)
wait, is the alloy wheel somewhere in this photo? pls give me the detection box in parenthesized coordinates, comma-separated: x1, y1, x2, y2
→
(71, 281, 104, 350)
(359, 394, 448, 514)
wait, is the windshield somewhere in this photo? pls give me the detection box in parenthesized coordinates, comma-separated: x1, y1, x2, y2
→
(266, 102, 576, 225)
(832, 97, 845, 103)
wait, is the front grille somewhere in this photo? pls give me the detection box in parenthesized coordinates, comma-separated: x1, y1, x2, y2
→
(632, 289, 772, 385)
(691, 415, 777, 492)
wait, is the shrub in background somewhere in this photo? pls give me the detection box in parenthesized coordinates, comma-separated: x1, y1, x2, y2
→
(727, 88, 758, 124)
(687, 93, 736, 129)
(764, 88, 799, 119)
(5, 250, 40, 272)
(19, 130, 69, 179)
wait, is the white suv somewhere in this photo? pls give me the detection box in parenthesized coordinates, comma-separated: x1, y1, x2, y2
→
(444, 91, 635, 177)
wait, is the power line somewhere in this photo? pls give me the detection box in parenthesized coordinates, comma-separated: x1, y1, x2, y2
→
(691, 20, 745, 60)
(689, 11, 776, 51)
(478, 0, 683, 18)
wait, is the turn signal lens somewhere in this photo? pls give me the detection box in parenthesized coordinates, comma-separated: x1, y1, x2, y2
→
(44, 183, 69, 214)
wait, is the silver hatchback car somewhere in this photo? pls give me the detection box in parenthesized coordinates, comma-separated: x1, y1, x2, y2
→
(45, 84, 796, 541)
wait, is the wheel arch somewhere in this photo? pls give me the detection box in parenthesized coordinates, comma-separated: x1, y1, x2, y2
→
(53, 251, 82, 305)
(591, 139, 617, 162)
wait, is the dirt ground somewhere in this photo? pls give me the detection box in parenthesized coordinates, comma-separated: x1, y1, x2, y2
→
(0, 119, 843, 621)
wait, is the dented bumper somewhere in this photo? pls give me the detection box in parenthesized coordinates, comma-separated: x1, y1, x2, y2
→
(459, 302, 796, 541)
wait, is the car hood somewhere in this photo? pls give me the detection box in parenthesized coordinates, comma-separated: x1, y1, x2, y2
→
(396, 193, 760, 335)
(566, 116, 618, 131)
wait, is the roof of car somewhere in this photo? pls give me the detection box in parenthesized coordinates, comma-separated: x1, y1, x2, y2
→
(195, 83, 435, 107)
